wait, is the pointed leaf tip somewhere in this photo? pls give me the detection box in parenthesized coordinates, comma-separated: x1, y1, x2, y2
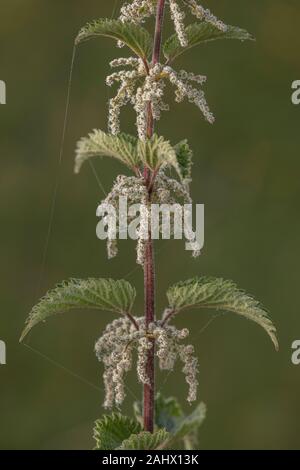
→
(163, 23, 254, 62)
(75, 19, 152, 59)
(167, 277, 278, 350)
(20, 278, 136, 341)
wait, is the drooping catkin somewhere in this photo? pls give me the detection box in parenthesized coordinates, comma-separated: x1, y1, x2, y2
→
(95, 316, 199, 408)
(97, 173, 200, 264)
(106, 59, 214, 138)
(185, 0, 228, 32)
(120, 0, 157, 24)
(169, 0, 188, 47)
(118, 1, 228, 43)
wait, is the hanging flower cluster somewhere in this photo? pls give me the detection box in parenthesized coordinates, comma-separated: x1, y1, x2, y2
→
(106, 58, 213, 139)
(184, 0, 227, 33)
(105, 0, 227, 137)
(119, 0, 157, 24)
(119, 0, 227, 46)
(169, 0, 188, 47)
(97, 172, 197, 265)
(95, 316, 199, 408)
(106, 58, 145, 135)
(97, 175, 147, 262)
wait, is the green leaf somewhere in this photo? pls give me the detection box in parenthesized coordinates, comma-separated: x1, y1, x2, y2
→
(174, 140, 193, 185)
(118, 429, 170, 450)
(75, 131, 193, 180)
(20, 278, 136, 342)
(169, 403, 206, 444)
(75, 130, 140, 174)
(138, 134, 180, 176)
(134, 394, 206, 449)
(94, 414, 141, 450)
(133, 394, 183, 432)
(163, 22, 254, 62)
(154, 394, 206, 448)
(75, 19, 152, 59)
(154, 393, 184, 433)
(166, 277, 278, 350)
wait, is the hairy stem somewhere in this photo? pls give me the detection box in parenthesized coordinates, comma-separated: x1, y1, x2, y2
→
(143, 0, 166, 434)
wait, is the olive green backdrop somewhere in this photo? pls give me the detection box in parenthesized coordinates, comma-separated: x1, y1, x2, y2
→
(1, 0, 300, 449)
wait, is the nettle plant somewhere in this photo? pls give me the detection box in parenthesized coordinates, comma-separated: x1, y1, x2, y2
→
(21, 1, 278, 450)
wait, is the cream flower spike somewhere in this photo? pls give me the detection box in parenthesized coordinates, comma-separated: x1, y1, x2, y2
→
(95, 316, 198, 408)
(119, 0, 227, 47)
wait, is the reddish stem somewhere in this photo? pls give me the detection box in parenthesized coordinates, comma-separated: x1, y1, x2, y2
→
(152, 0, 166, 65)
(143, 0, 166, 434)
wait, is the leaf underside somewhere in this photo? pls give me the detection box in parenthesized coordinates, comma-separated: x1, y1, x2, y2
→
(166, 277, 278, 350)
(20, 278, 136, 342)
(75, 130, 139, 174)
(75, 130, 186, 182)
(138, 134, 181, 177)
(94, 414, 142, 450)
(76, 19, 153, 59)
(163, 23, 254, 62)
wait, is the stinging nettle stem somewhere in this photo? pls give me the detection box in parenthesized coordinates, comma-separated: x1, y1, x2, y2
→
(143, 0, 167, 434)
(152, 0, 166, 65)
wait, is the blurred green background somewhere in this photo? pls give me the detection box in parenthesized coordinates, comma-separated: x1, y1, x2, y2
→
(1, 0, 300, 450)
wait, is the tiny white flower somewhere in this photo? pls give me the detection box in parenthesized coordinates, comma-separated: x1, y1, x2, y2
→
(95, 316, 199, 408)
